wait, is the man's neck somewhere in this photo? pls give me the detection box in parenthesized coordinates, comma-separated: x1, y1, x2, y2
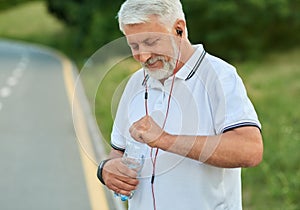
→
(159, 42, 195, 84)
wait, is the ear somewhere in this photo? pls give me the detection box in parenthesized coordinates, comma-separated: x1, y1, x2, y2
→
(173, 19, 186, 37)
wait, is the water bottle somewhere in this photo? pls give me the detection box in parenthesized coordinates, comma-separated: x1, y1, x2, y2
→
(114, 138, 147, 201)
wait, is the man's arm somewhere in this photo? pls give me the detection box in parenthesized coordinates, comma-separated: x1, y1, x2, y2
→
(130, 116, 263, 168)
(107, 148, 124, 159)
(100, 149, 139, 196)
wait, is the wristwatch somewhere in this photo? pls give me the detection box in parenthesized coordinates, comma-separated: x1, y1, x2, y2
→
(97, 159, 111, 185)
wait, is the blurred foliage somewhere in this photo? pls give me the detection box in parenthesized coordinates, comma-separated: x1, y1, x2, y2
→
(0, 0, 39, 11)
(45, 0, 300, 61)
(183, 0, 300, 60)
(46, 0, 123, 58)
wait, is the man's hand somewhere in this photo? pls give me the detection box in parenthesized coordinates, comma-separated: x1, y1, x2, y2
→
(102, 158, 139, 196)
(129, 115, 166, 147)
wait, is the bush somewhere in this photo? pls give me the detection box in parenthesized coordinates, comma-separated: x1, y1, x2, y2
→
(0, 0, 39, 11)
(46, 0, 123, 59)
(183, 0, 300, 60)
(46, 0, 300, 61)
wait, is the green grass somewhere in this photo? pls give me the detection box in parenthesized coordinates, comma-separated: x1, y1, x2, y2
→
(0, 1, 64, 42)
(236, 49, 300, 210)
(1, 2, 299, 209)
(0, 1, 76, 62)
(0, 2, 63, 41)
(80, 57, 140, 151)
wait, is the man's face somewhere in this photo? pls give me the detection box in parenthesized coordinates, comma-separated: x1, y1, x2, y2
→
(123, 17, 179, 80)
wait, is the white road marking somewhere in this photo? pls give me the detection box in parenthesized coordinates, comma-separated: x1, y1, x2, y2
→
(7, 76, 18, 87)
(0, 52, 29, 100)
(0, 87, 11, 98)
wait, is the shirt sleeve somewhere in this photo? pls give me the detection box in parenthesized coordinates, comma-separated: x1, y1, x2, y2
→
(210, 66, 261, 134)
(110, 82, 131, 152)
(110, 69, 145, 151)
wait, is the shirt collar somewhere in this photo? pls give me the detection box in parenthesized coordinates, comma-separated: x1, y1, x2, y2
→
(175, 44, 205, 80)
(143, 44, 205, 88)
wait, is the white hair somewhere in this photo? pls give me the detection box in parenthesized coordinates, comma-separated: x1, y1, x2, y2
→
(118, 0, 186, 33)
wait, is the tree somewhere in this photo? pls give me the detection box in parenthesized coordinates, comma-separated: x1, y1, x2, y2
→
(46, 0, 123, 56)
(46, 0, 300, 61)
(0, 0, 38, 11)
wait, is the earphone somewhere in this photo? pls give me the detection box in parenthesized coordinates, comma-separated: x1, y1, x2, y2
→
(176, 29, 183, 37)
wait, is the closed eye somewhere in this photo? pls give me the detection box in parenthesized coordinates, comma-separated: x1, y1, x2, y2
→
(129, 43, 139, 51)
(144, 38, 160, 47)
(128, 38, 160, 51)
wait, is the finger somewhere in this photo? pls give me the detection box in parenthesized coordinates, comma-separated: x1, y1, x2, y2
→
(111, 178, 139, 192)
(131, 116, 148, 130)
(129, 121, 136, 133)
(113, 187, 132, 197)
(118, 166, 138, 181)
(129, 125, 143, 143)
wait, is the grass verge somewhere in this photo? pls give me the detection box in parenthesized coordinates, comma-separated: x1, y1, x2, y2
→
(236, 49, 300, 210)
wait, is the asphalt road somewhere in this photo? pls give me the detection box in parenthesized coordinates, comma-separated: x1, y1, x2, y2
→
(0, 40, 121, 210)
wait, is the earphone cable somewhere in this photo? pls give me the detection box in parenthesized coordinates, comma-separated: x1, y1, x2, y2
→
(143, 36, 182, 210)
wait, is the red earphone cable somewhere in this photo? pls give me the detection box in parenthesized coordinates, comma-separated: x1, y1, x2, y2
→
(144, 36, 182, 210)
(143, 70, 149, 116)
(149, 73, 176, 210)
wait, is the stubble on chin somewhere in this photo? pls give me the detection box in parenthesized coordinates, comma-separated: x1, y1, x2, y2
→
(143, 57, 176, 81)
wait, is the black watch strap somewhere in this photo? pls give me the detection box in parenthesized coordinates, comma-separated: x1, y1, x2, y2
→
(97, 159, 111, 185)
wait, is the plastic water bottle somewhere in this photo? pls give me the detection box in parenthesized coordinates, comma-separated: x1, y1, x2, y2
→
(114, 138, 147, 201)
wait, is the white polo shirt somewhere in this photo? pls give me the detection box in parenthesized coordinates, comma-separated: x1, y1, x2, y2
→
(111, 44, 261, 210)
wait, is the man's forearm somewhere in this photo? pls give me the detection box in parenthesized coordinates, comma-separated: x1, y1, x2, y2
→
(157, 126, 263, 168)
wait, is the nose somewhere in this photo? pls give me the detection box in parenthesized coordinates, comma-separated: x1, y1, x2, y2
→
(136, 52, 152, 63)
(134, 52, 151, 63)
